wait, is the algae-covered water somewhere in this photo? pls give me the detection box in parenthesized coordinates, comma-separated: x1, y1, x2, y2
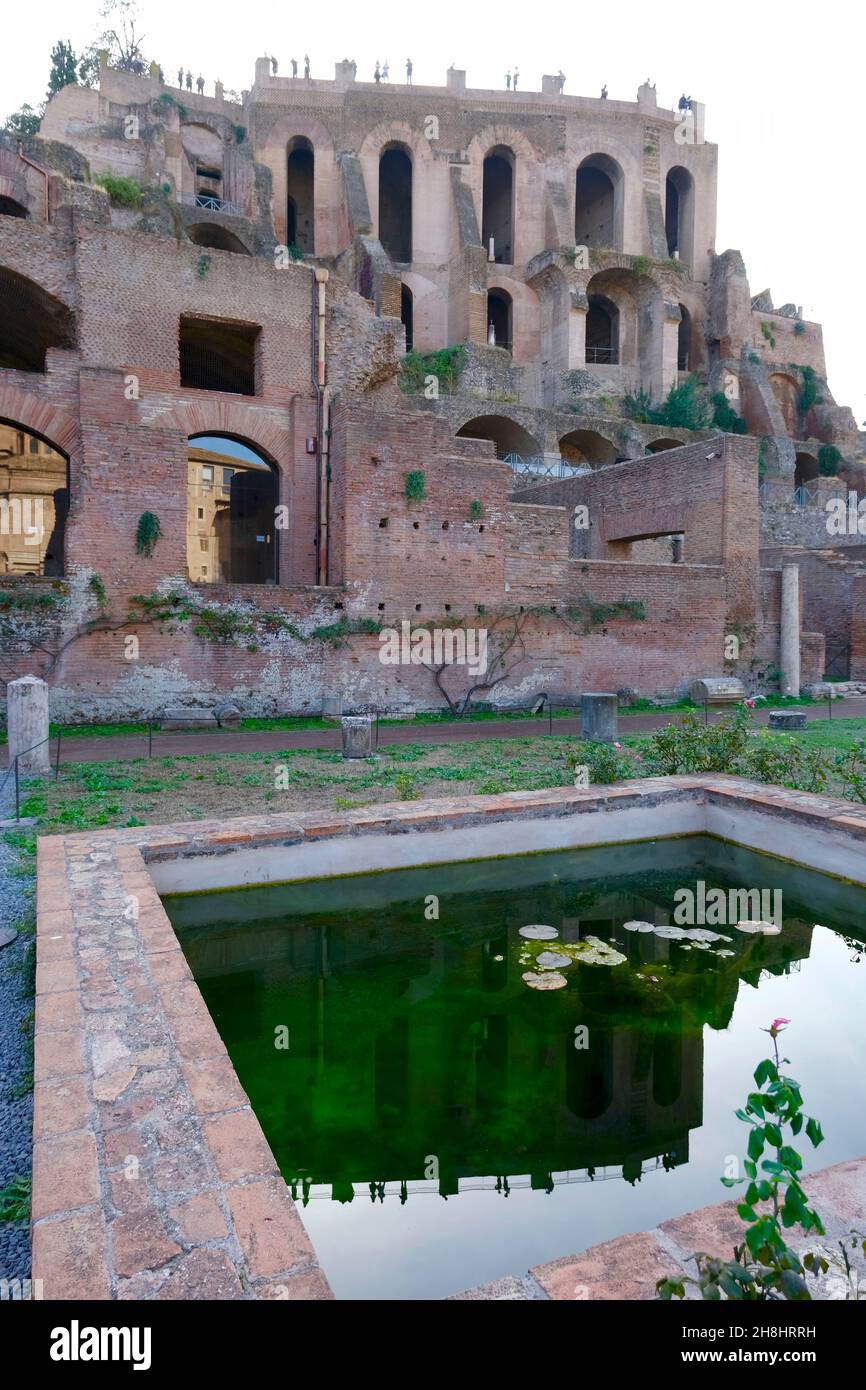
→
(163, 836, 866, 1300)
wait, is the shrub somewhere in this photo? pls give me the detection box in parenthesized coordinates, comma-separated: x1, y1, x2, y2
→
(658, 1020, 827, 1301)
(404, 470, 426, 502)
(645, 705, 752, 775)
(798, 365, 822, 415)
(395, 773, 420, 800)
(623, 387, 654, 424)
(135, 512, 162, 558)
(818, 444, 842, 476)
(566, 739, 635, 785)
(399, 346, 466, 395)
(711, 391, 748, 434)
(93, 174, 143, 207)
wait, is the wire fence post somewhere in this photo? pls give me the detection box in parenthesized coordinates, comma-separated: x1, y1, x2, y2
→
(828, 692, 833, 721)
(55, 726, 62, 781)
(704, 695, 709, 727)
(14, 755, 20, 823)
(148, 722, 153, 758)
(548, 698, 553, 735)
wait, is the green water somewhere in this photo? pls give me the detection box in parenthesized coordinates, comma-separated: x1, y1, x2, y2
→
(164, 836, 866, 1300)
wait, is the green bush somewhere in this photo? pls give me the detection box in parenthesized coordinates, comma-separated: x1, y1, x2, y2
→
(399, 346, 466, 395)
(645, 705, 753, 775)
(404, 470, 426, 502)
(798, 365, 822, 415)
(94, 174, 144, 207)
(711, 392, 748, 434)
(566, 739, 634, 785)
(818, 444, 842, 476)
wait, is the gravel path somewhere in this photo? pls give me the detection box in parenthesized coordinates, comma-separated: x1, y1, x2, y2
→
(0, 829, 34, 1285)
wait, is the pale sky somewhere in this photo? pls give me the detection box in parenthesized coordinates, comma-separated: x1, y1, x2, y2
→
(3, 0, 863, 424)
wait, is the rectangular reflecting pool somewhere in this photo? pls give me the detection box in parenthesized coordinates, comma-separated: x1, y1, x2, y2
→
(162, 835, 866, 1300)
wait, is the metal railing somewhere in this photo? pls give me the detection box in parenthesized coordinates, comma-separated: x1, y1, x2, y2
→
(504, 453, 591, 481)
(0, 731, 63, 822)
(586, 346, 617, 364)
(191, 193, 244, 216)
(793, 483, 846, 508)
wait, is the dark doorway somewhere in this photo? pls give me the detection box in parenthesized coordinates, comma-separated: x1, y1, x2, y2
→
(287, 139, 315, 253)
(379, 146, 412, 263)
(188, 435, 277, 584)
(487, 288, 512, 350)
(401, 283, 414, 352)
(482, 147, 514, 264)
(586, 295, 619, 364)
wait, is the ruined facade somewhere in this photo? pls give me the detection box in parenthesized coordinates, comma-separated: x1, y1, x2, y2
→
(0, 56, 861, 718)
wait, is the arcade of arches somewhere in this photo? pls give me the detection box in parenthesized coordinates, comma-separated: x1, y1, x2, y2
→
(0, 423, 68, 575)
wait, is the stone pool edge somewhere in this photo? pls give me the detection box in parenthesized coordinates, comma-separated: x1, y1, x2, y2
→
(32, 775, 866, 1300)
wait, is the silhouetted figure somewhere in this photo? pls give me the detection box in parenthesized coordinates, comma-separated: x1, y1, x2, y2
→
(557, 69, 565, 93)
(304, 54, 310, 79)
(601, 83, 608, 99)
(196, 74, 204, 94)
(382, 59, 389, 81)
(177, 66, 183, 87)
(513, 68, 519, 90)
(291, 57, 298, 77)
(185, 70, 192, 91)
(158, 66, 164, 83)
(374, 60, 381, 83)
(271, 55, 278, 75)
(406, 58, 412, 84)
(505, 71, 511, 90)
(351, 59, 357, 78)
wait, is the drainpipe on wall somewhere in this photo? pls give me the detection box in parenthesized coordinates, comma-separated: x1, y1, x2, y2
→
(18, 143, 51, 222)
(311, 267, 330, 585)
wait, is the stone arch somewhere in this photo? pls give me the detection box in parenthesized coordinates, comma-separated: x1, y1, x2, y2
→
(574, 153, 624, 251)
(482, 145, 514, 265)
(585, 266, 660, 377)
(147, 400, 290, 471)
(0, 195, 28, 219)
(187, 431, 279, 585)
(286, 136, 315, 253)
(467, 125, 543, 266)
(487, 287, 512, 351)
(664, 165, 695, 270)
(487, 273, 539, 363)
(378, 141, 413, 263)
(359, 121, 435, 263)
(559, 428, 618, 468)
(0, 391, 79, 578)
(455, 412, 542, 460)
(567, 136, 641, 256)
(794, 450, 819, 489)
(646, 437, 683, 454)
(186, 224, 252, 254)
(257, 113, 338, 254)
(398, 270, 446, 353)
(180, 122, 226, 206)
(0, 268, 76, 373)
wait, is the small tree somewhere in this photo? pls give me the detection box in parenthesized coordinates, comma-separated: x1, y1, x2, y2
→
(3, 105, 42, 136)
(47, 40, 79, 99)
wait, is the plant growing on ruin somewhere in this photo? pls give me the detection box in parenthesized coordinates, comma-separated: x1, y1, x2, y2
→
(398, 346, 465, 395)
(623, 387, 654, 424)
(798, 364, 822, 416)
(761, 321, 776, 350)
(134, 511, 162, 558)
(818, 444, 842, 476)
(87, 573, 108, 610)
(94, 173, 143, 207)
(404, 470, 426, 502)
(197, 252, 213, 279)
(233, 125, 246, 144)
(711, 392, 748, 434)
(794, 321, 806, 337)
(469, 500, 483, 522)
(658, 1020, 826, 1301)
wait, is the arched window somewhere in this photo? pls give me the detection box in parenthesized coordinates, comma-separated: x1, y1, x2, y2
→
(487, 288, 512, 351)
(677, 304, 691, 371)
(0, 422, 68, 575)
(400, 283, 413, 353)
(575, 155, 623, 250)
(559, 429, 617, 468)
(456, 414, 541, 461)
(794, 451, 819, 490)
(482, 146, 514, 264)
(0, 196, 28, 219)
(586, 294, 619, 364)
(187, 434, 277, 584)
(378, 144, 412, 263)
(286, 137, 315, 253)
(0, 268, 76, 372)
(665, 167, 694, 267)
(186, 224, 251, 254)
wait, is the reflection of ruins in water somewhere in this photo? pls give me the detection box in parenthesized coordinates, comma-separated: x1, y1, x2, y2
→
(176, 867, 817, 1202)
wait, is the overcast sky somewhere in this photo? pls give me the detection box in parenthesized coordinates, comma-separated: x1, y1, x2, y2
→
(3, 0, 863, 423)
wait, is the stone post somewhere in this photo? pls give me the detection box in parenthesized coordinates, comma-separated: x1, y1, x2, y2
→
(341, 715, 374, 759)
(7, 675, 50, 772)
(780, 564, 801, 697)
(580, 692, 618, 743)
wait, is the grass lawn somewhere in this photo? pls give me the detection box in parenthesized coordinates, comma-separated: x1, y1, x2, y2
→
(6, 715, 866, 844)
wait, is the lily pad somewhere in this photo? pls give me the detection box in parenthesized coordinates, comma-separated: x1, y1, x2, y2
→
(536, 950, 574, 970)
(622, 920, 657, 933)
(522, 970, 568, 991)
(735, 920, 781, 935)
(519, 925, 559, 941)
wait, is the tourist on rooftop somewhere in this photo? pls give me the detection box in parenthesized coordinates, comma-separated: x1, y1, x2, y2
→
(406, 58, 412, 84)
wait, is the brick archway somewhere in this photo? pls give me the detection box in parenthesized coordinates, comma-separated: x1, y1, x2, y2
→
(0, 384, 80, 461)
(146, 400, 290, 471)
